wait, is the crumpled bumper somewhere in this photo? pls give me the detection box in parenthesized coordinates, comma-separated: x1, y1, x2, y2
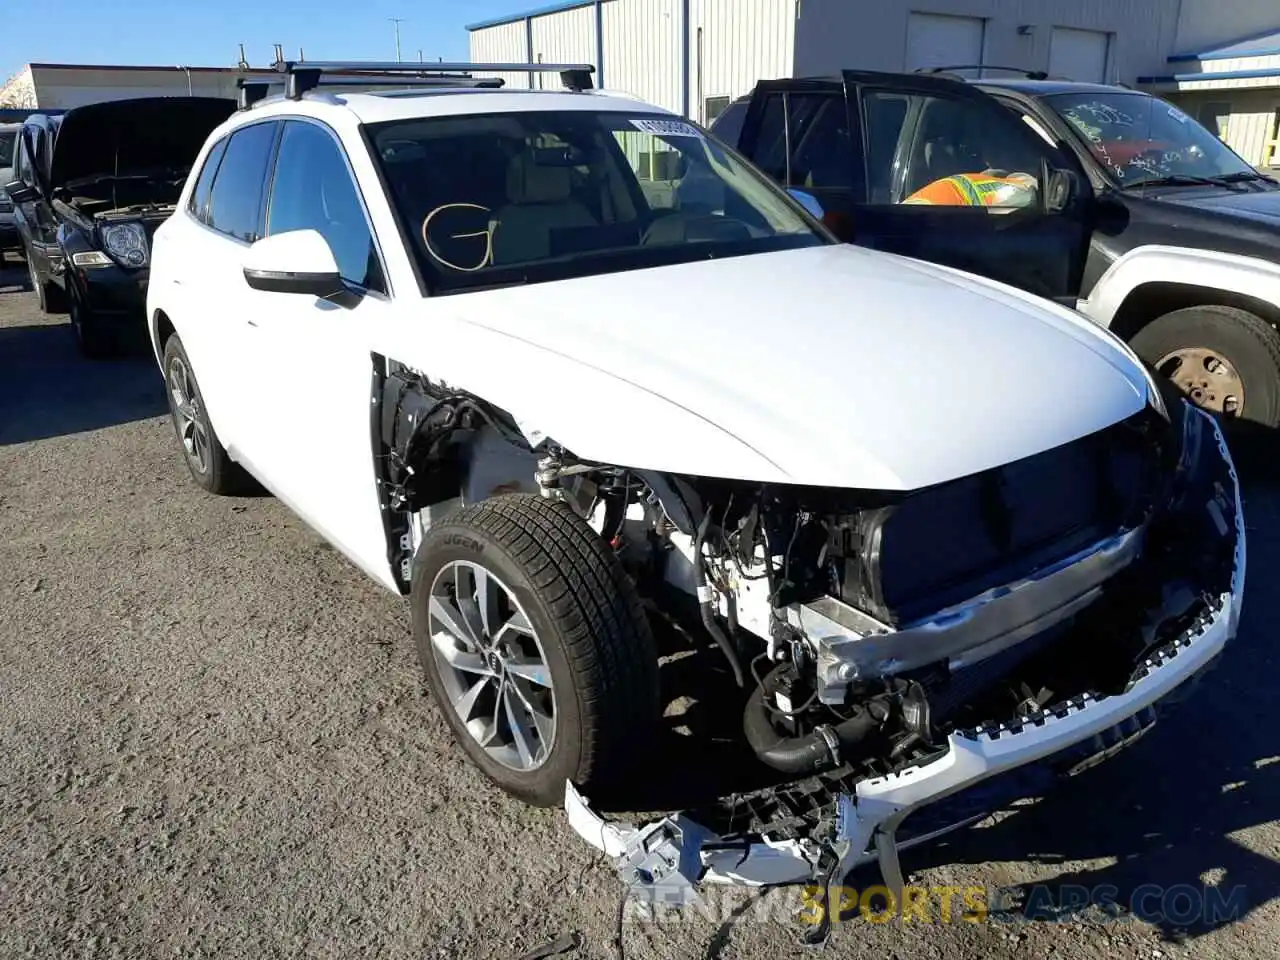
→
(565, 410, 1246, 906)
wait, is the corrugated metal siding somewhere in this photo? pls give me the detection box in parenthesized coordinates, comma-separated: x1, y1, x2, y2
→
(470, 19, 532, 90)
(688, 0, 796, 124)
(1193, 55, 1280, 76)
(530, 5, 597, 91)
(602, 0, 682, 114)
(1167, 88, 1280, 165)
(794, 0, 1185, 84)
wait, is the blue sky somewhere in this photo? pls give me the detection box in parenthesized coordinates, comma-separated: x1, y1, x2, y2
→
(0, 0, 535, 83)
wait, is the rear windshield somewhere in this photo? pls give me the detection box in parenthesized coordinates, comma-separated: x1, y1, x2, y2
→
(367, 110, 825, 294)
(0, 132, 14, 168)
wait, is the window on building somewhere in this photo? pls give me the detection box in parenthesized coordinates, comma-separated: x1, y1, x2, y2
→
(207, 121, 279, 242)
(266, 120, 384, 291)
(704, 96, 731, 124)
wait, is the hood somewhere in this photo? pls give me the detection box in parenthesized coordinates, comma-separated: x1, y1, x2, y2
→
(376, 245, 1150, 491)
(50, 97, 235, 189)
(1155, 184, 1280, 229)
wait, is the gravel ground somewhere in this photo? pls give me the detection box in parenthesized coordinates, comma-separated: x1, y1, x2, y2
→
(3, 254, 1280, 960)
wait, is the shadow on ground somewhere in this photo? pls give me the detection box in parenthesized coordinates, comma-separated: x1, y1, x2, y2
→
(0, 270, 166, 445)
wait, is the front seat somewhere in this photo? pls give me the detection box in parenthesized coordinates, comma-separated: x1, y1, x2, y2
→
(490, 152, 598, 265)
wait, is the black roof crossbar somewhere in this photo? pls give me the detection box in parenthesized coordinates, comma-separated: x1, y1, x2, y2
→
(267, 56, 596, 101)
(917, 64, 1053, 81)
(237, 72, 506, 109)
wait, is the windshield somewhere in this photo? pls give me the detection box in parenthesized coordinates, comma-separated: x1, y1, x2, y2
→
(368, 110, 826, 294)
(1044, 92, 1257, 187)
(0, 131, 14, 169)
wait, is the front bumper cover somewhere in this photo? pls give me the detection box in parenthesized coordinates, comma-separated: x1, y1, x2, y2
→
(565, 410, 1245, 915)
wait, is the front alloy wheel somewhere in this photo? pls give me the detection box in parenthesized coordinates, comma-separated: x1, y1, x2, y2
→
(428, 560, 556, 771)
(412, 494, 660, 807)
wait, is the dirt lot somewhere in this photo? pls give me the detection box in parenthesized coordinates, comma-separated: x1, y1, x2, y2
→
(3, 256, 1280, 960)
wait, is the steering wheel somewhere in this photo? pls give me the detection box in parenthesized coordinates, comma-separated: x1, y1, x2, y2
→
(421, 203, 494, 272)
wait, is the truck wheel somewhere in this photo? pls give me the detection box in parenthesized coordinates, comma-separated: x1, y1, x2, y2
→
(162, 335, 252, 495)
(411, 494, 660, 807)
(27, 256, 67, 314)
(69, 288, 117, 359)
(1131, 305, 1280, 428)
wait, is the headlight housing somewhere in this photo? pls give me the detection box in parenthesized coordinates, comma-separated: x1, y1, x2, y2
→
(99, 221, 149, 268)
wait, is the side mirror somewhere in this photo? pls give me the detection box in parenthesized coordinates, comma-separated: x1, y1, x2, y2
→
(1045, 169, 1080, 213)
(787, 188, 826, 220)
(4, 179, 38, 204)
(242, 230, 346, 301)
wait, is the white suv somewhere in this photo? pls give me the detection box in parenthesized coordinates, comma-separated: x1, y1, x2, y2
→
(147, 61, 1244, 911)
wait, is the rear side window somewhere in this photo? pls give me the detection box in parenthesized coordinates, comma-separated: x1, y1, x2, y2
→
(266, 120, 384, 292)
(0, 132, 14, 168)
(188, 137, 228, 225)
(208, 122, 279, 242)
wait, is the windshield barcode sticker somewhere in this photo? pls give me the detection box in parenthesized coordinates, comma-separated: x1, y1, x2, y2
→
(630, 118, 704, 138)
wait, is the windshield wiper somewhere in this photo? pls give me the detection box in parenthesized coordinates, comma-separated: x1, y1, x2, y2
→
(1217, 170, 1278, 184)
(1123, 174, 1248, 192)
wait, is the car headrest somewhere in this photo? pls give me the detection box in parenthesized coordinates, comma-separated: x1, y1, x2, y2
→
(506, 153, 574, 204)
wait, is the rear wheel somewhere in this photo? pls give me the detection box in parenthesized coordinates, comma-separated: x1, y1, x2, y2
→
(1130, 305, 1280, 428)
(162, 335, 252, 495)
(411, 494, 660, 807)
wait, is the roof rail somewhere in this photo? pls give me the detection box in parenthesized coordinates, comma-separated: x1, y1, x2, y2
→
(917, 64, 1053, 81)
(266, 54, 596, 101)
(236, 72, 505, 110)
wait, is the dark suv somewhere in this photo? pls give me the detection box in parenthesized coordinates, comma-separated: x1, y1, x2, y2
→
(6, 97, 234, 356)
(712, 71, 1280, 430)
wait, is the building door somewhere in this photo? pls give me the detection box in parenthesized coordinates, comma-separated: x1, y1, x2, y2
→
(905, 13, 985, 73)
(1049, 27, 1111, 83)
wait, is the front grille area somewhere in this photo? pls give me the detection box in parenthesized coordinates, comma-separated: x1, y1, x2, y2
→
(836, 410, 1168, 626)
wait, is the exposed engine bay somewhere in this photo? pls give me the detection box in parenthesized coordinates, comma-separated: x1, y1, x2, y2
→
(375, 358, 1243, 916)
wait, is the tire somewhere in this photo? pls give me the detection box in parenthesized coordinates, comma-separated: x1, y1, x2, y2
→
(68, 288, 117, 359)
(161, 335, 252, 495)
(411, 494, 661, 807)
(27, 255, 68, 314)
(1130, 305, 1280, 429)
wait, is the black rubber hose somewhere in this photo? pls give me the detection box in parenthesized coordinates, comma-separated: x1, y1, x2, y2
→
(694, 511, 746, 688)
(743, 669, 889, 775)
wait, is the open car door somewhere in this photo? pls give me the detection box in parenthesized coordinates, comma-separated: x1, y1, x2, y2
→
(736, 71, 1094, 305)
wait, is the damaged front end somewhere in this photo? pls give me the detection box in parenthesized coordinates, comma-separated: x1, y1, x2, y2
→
(566, 402, 1244, 923)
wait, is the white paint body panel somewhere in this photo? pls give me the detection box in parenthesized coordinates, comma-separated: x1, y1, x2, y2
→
(150, 87, 1151, 593)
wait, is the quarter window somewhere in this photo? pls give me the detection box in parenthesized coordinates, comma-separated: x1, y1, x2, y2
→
(265, 121, 384, 292)
(207, 121, 279, 242)
(188, 137, 228, 226)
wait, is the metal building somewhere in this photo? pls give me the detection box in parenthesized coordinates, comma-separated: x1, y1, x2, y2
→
(468, 0, 1189, 126)
(469, 0, 1280, 165)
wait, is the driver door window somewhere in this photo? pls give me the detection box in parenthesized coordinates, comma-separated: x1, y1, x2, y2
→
(266, 121, 384, 292)
(863, 92, 1043, 210)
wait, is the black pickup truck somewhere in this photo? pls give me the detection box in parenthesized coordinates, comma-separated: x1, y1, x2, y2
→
(712, 70, 1280, 430)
